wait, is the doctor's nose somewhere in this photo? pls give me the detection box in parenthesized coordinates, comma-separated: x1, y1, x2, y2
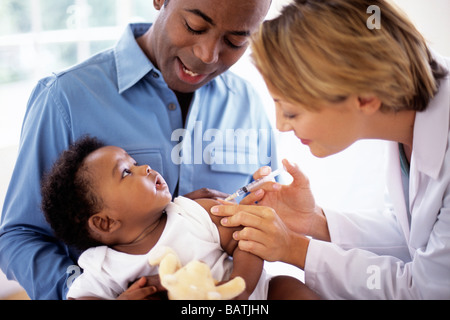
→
(276, 113, 294, 133)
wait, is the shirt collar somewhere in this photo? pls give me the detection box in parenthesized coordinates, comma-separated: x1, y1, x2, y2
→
(113, 23, 234, 95)
(114, 23, 155, 94)
(412, 52, 450, 180)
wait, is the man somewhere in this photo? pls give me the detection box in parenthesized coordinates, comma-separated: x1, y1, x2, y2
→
(0, 0, 275, 299)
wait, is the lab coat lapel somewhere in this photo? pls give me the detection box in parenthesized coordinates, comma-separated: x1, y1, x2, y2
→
(386, 142, 411, 242)
(410, 70, 449, 181)
(408, 66, 450, 248)
(387, 55, 450, 246)
(409, 79, 449, 218)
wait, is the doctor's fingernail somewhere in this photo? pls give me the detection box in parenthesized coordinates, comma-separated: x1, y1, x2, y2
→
(255, 189, 264, 196)
(273, 183, 282, 190)
(221, 218, 228, 226)
(210, 206, 219, 213)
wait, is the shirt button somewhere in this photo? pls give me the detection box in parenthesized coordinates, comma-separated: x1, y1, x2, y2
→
(168, 103, 177, 111)
(151, 71, 159, 78)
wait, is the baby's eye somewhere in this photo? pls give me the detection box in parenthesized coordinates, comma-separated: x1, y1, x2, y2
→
(122, 169, 132, 178)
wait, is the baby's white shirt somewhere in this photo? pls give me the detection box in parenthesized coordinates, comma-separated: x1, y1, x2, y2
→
(67, 196, 268, 300)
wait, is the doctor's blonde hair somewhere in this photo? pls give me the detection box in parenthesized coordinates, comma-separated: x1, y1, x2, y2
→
(251, 0, 447, 112)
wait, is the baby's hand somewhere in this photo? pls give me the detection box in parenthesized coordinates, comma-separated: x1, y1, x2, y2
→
(117, 276, 160, 300)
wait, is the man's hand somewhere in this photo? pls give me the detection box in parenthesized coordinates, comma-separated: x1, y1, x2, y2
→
(183, 188, 231, 201)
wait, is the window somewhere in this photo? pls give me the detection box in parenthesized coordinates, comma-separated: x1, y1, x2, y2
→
(0, 0, 158, 148)
(0, 0, 157, 82)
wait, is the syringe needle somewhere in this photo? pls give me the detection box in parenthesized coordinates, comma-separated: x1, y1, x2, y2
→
(224, 167, 285, 201)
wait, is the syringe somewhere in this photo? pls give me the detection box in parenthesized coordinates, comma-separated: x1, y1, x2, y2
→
(224, 167, 285, 201)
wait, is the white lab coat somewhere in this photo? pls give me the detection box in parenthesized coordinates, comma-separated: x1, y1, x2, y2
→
(304, 52, 450, 299)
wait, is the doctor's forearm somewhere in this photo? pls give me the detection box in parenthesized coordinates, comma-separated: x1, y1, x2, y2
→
(309, 206, 331, 242)
(284, 232, 311, 270)
(283, 207, 330, 270)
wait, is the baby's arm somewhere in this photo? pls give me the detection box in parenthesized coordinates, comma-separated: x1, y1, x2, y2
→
(69, 277, 162, 300)
(195, 199, 264, 300)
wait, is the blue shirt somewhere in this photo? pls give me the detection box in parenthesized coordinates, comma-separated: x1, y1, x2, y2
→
(0, 24, 277, 299)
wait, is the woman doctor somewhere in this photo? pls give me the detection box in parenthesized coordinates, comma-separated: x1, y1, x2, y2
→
(211, 0, 450, 299)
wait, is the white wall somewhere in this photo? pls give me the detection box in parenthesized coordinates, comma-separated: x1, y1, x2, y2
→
(393, 0, 450, 56)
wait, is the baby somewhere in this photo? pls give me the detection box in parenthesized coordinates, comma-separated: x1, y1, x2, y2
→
(41, 136, 318, 300)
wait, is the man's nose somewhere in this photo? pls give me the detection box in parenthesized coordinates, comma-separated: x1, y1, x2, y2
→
(193, 35, 220, 65)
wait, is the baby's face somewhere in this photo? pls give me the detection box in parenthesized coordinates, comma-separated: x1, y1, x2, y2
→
(83, 146, 172, 234)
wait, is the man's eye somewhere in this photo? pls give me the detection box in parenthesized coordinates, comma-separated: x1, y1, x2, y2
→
(122, 169, 132, 178)
(185, 21, 204, 35)
(224, 37, 247, 50)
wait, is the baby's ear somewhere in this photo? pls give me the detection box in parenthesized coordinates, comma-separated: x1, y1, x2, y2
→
(88, 213, 121, 236)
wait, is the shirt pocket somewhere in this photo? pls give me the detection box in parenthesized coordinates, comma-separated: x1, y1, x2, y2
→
(209, 147, 260, 176)
(126, 149, 164, 176)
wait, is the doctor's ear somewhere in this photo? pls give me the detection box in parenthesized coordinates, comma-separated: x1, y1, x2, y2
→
(357, 95, 382, 115)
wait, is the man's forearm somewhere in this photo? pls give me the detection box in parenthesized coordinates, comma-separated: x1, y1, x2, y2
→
(0, 231, 76, 300)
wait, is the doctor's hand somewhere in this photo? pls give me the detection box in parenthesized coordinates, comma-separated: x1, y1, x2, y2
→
(240, 159, 330, 241)
(210, 203, 310, 269)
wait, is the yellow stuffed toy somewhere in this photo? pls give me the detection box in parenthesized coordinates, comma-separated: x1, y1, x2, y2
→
(148, 247, 246, 300)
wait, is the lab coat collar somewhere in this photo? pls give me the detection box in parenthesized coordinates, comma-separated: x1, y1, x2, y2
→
(412, 52, 450, 180)
(114, 23, 155, 94)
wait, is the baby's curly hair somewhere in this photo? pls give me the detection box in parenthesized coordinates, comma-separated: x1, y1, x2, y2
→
(41, 136, 106, 251)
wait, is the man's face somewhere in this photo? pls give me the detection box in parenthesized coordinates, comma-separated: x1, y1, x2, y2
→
(148, 0, 271, 93)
